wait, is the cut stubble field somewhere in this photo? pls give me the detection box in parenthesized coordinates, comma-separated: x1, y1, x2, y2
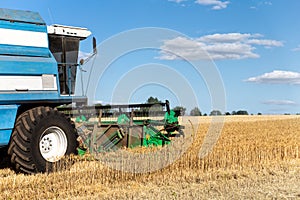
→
(0, 115, 300, 199)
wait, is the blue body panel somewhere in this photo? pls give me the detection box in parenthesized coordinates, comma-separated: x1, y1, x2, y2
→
(0, 55, 57, 75)
(0, 45, 50, 58)
(0, 105, 18, 146)
(0, 9, 48, 58)
(0, 8, 45, 24)
(0, 92, 62, 103)
(0, 20, 46, 32)
(0, 8, 85, 147)
(0, 130, 14, 147)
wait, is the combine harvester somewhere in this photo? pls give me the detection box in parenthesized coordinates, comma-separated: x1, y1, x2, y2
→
(0, 8, 184, 174)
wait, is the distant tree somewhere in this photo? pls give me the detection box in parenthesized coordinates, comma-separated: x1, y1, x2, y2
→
(203, 113, 207, 116)
(210, 110, 222, 116)
(143, 96, 163, 113)
(146, 96, 162, 104)
(257, 112, 262, 115)
(190, 107, 201, 116)
(173, 106, 186, 116)
(94, 103, 102, 107)
(102, 104, 113, 116)
(236, 110, 249, 115)
(231, 111, 237, 115)
(225, 112, 231, 116)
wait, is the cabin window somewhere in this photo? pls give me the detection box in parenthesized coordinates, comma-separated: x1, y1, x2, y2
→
(48, 35, 80, 95)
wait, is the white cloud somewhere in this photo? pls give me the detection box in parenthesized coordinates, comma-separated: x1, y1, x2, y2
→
(292, 45, 300, 52)
(256, 1, 273, 7)
(198, 33, 252, 43)
(158, 33, 283, 60)
(250, 1, 272, 10)
(262, 100, 297, 106)
(247, 39, 283, 48)
(92, 100, 103, 105)
(245, 70, 300, 84)
(262, 1, 272, 6)
(195, 0, 230, 10)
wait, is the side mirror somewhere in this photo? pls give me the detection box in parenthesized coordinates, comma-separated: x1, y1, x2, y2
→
(93, 37, 97, 54)
(79, 37, 97, 66)
(166, 100, 170, 115)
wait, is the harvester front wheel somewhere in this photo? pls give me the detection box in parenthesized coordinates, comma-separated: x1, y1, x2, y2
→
(8, 106, 77, 174)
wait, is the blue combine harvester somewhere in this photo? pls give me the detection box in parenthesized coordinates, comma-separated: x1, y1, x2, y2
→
(0, 8, 185, 174)
(0, 8, 92, 173)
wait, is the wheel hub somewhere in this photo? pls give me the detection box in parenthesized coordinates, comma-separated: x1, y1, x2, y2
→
(40, 136, 53, 153)
(39, 126, 68, 162)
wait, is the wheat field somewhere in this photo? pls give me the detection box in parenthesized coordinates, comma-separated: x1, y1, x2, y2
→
(0, 115, 299, 199)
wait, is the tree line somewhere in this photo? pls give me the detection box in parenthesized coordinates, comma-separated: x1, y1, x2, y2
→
(145, 97, 253, 116)
(90, 97, 255, 116)
(182, 108, 250, 116)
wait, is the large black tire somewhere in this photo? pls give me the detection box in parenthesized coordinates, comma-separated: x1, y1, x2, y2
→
(8, 107, 77, 174)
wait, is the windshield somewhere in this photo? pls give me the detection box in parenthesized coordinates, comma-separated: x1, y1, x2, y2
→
(48, 35, 80, 95)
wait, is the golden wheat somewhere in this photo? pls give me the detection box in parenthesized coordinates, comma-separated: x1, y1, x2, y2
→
(0, 115, 299, 199)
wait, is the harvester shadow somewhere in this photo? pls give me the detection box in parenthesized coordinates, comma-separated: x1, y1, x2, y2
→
(0, 148, 11, 170)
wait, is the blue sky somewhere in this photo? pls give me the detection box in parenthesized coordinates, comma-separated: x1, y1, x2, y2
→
(1, 0, 300, 114)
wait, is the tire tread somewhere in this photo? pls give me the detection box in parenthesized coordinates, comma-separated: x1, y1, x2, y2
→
(8, 106, 77, 174)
